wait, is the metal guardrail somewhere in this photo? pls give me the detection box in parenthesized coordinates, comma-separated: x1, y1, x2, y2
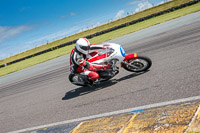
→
(0, 0, 199, 68)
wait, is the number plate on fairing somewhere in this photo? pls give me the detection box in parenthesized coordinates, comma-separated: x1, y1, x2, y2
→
(120, 46, 126, 57)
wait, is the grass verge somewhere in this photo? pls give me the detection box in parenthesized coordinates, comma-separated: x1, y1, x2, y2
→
(0, 2, 200, 77)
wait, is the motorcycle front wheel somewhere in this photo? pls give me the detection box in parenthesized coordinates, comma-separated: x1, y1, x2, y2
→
(68, 73, 87, 87)
(123, 55, 152, 72)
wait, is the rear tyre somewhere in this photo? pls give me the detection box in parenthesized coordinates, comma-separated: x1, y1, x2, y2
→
(123, 55, 152, 72)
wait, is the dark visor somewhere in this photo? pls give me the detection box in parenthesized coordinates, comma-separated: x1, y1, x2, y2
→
(80, 45, 90, 51)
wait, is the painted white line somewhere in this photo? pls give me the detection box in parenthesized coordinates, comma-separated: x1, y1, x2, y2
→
(9, 95, 200, 133)
(185, 104, 200, 133)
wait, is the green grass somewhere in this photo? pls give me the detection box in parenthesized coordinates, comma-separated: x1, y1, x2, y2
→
(0, 1, 200, 77)
(89, 2, 200, 44)
(0, 0, 196, 66)
(0, 44, 75, 76)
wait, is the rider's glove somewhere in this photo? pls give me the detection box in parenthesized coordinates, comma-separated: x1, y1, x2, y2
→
(102, 46, 109, 50)
(77, 59, 86, 66)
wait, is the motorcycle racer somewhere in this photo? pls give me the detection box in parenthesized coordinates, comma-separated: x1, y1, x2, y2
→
(70, 38, 111, 85)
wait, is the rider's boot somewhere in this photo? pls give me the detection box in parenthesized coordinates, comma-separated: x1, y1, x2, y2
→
(86, 77, 95, 87)
(93, 79, 100, 85)
(87, 79, 100, 87)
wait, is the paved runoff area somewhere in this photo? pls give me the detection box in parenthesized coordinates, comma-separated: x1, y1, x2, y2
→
(71, 102, 200, 133)
(10, 99, 200, 133)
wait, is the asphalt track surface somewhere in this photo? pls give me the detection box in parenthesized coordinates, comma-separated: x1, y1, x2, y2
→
(1, 12, 200, 132)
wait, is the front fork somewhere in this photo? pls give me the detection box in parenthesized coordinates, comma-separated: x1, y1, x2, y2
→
(121, 53, 138, 68)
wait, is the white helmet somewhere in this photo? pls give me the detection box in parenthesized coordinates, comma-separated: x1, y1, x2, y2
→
(75, 38, 90, 54)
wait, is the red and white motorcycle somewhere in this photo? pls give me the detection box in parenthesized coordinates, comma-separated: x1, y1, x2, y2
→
(69, 43, 152, 86)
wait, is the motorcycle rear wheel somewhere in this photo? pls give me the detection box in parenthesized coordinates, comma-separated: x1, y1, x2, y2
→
(123, 55, 152, 72)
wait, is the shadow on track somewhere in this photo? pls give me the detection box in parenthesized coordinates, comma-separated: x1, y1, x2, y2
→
(62, 71, 148, 100)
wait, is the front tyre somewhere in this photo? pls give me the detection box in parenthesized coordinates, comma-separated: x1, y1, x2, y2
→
(123, 55, 152, 72)
(68, 73, 87, 87)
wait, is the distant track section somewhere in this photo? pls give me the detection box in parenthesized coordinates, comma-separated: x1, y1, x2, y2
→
(0, 0, 199, 68)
